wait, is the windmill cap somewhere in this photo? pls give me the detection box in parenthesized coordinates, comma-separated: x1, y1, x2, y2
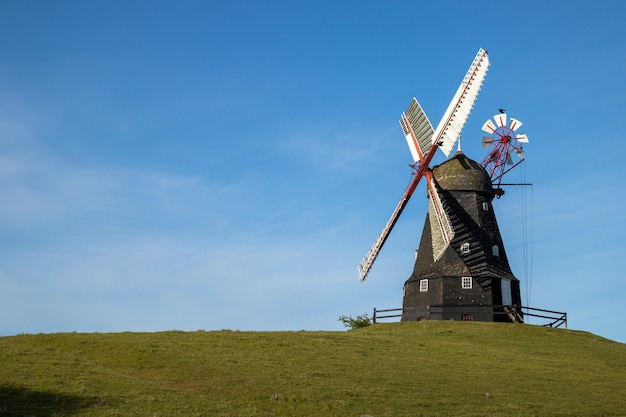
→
(433, 151, 493, 193)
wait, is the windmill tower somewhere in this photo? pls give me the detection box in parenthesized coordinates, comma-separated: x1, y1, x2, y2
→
(401, 147, 522, 322)
(359, 49, 530, 323)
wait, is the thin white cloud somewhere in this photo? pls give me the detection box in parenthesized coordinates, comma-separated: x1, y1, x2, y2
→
(276, 124, 399, 174)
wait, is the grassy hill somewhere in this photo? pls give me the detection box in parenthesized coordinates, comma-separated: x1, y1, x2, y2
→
(1, 321, 624, 416)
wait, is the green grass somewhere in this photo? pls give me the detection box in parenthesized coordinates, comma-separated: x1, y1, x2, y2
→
(1, 321, 625, 416)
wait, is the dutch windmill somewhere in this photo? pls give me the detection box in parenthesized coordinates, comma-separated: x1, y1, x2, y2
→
(400, 110, 530, 323)
(359, 48, 533, 323)
(358, 48, 490, 282)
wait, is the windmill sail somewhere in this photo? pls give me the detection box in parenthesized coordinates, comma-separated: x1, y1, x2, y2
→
(358, 101, 434, 282)
(426, 178, 454, 261)
(400, 98, 434, 163)
(434, 49, 490, 157)
(358, 173, 422, 282)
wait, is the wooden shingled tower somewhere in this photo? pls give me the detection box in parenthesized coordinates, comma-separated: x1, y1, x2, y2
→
(401, 150, 521, 322)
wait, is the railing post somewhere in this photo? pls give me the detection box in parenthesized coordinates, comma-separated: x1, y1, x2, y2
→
(373, 308, 377, 324)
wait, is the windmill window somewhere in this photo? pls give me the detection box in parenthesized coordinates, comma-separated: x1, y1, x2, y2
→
(419, 279, 428, 292)
(462, 276, 472, 289)
(482, 202, 489, 211)
(492, 245, 499, 257)
(461, 242, 470, 254)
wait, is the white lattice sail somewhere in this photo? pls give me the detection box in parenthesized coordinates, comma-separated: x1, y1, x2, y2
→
(433, 49, 490, 157)
(427, 179, 454, 261)
(399, 98, 435, 163)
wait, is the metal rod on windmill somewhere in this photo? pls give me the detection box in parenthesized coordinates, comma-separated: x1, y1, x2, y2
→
(358, 48, 490, 282)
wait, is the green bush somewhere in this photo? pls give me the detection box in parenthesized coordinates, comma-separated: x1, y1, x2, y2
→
(338, 313, 371, 329)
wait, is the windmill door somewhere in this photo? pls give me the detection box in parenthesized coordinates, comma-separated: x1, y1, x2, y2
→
(501, 279, 512, 306)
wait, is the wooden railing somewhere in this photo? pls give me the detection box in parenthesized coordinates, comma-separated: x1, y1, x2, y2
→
(372, 307, 404, 323)
(372, 305, 567, 328)
(520, 306, 568, 328)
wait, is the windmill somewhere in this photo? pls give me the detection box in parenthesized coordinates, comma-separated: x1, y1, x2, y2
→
(359, 48, 532, 323)
(358, 48, 490, 282)
(397, 146, 569, 325)
(400, 145, 525, 323)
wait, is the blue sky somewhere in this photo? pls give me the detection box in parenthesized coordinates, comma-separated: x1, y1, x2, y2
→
(1, 1, 625, 343)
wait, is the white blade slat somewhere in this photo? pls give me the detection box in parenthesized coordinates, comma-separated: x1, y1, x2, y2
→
(494, 113, 507, 128)
(433, 48, 490, 157)
(399, 98, 435, 163)
(482, 118, 497, 134)
(509, 117, 523, 131)
(516, 133, 529, 143)
(482, 136, 493, 148)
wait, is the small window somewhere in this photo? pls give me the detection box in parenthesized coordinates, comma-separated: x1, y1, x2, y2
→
(492, 245, 499, 257)
(462, 276, 472, 289)
(461, 242, 470, 254)
(482, 202, 489, 211)
(462, 314, 474, 321)
(419, 279, 428, 292)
